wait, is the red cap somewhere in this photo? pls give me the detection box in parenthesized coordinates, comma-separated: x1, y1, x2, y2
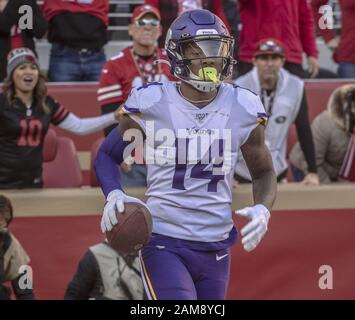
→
(131, 4, 161, 23)
(254, 38, 286, 58)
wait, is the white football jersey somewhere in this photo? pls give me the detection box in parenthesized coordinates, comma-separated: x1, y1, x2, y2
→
(122, 81, 266, 242)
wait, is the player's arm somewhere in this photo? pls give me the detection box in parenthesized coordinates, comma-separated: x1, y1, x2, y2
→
(241, 124, 277, 210)
(94, 111, 146, 233)
(94, 113, 144, 197)
(235, 124, 277, 252)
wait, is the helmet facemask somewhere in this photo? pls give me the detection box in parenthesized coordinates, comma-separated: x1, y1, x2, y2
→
(167, 35, 235, 92)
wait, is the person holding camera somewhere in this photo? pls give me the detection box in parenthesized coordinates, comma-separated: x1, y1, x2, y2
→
(290, 84, 355, 183)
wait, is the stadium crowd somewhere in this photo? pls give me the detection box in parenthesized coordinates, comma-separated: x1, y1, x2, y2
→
(0, 0, 354, 300)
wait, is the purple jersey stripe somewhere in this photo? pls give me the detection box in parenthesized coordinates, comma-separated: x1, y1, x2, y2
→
(123, 105, 141, 113)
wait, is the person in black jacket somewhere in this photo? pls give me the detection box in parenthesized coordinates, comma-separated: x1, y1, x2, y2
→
(0, 0, 47, 82)
(0, 194, 35, 300)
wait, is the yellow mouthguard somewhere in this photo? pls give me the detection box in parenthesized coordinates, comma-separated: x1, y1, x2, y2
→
(198, 67, 220, 84)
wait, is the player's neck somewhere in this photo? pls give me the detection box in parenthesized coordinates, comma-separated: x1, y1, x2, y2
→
(178, 83, 217, 108)
(15, 89, 33, 106)
(132, 43, 156, 57)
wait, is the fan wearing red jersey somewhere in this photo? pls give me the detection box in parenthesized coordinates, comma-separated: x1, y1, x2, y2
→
(98, 4, 174, 136)
(98, 5, 174, 187)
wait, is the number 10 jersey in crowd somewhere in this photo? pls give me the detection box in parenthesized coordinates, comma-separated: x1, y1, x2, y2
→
(0, 94, 69, 189)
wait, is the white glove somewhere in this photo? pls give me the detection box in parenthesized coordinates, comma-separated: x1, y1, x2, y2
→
(101, 189, 147, 233)
(235, 204, 270, 252)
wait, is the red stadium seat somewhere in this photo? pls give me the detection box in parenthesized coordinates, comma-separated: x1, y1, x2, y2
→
(90, 137, 105, 187)
(43, 129, 83, 188)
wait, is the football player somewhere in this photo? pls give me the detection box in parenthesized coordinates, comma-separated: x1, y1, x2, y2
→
(95, 9, 277, 300)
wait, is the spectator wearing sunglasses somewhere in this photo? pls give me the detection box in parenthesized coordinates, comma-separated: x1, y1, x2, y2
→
(236, 0, 319, 79)
(234, 39, 319, 186)
(97, 4, 174, 187)
(42, 0, 109, 82)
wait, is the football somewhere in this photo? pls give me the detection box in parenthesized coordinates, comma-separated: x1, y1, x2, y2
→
(106, 202, 153, 254)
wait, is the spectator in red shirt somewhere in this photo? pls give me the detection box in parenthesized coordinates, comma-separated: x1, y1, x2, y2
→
(312, 0, 355, 78)
(236, 0, 319, 79)
(98, 4, 174, 136)
(42, 0, 109, 82)
(0, 0, 47, 82)
(145, 0, 234, 48)
(98, 4, 174, 187)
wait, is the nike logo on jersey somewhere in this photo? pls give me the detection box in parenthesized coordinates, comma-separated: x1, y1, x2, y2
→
(216, 253, 229, 261)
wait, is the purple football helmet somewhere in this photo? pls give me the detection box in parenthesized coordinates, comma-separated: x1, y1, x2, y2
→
(165, 9, 235, 92)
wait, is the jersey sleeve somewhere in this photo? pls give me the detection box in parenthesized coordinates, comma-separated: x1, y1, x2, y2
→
(236, 87, 268, 146)
(97, 60, 124, 107)
(47, 96, 70, 126)
(119, 82, 164, 132)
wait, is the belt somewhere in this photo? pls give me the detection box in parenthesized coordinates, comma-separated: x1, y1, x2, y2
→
(54, 43, 101, 54)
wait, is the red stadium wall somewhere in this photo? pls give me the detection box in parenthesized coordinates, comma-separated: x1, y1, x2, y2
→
(9, 209, 355, 300)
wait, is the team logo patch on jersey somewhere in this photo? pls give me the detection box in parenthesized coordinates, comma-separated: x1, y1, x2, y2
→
(194, 113, 209, 123)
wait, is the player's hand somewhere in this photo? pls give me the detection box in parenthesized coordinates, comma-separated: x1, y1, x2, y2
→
(235, 204, 270, 252)
(301, 172, 320, 186)
(101, 189, 125, 233)
(101, 189, 148, 233)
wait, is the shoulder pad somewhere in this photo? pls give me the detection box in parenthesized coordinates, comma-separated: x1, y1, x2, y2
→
(233, 84, 258, 96)
(136, 82, 164, 91)
(129, 82, 164, 111)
